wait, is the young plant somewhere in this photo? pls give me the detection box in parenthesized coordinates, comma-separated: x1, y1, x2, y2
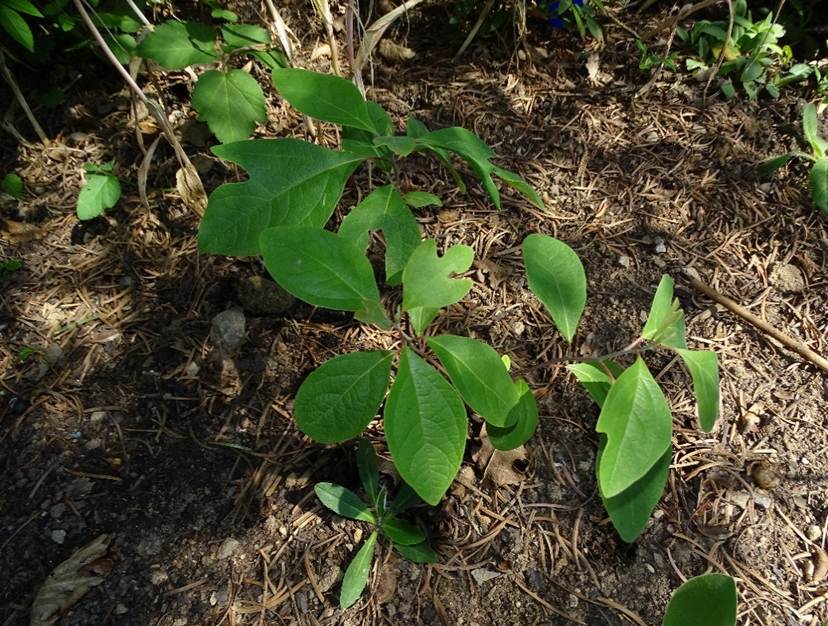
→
(136, 20, 287, 143)
(759, 102, 828, 214)
(662, 574, 737, 626)
(636, 39, 679, 73)
(77, 161, 121, 221)
(0, 0, 42, 52)
(677, 0, 789, 99)
(315, 439, 438, 608)
(533, 0, 603, 41)
(559, 272, 720, 543)
(1, 172, 23, 199)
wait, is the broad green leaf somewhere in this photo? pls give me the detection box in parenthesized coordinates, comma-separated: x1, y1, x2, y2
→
(136, 21, 217, 69)
(522, 234, 586, 342)
(567, 361, 623, 407)
(339, 531, 377, 609)
(487, 379, 538, 451)
(407, 116, 466, 192)
(199, 139, 363, 256)
(662, 574, 737, 626)
(677, 349, 719, 432)
(272, 68, 377, 133)
(221, 23, 287, 69)
(373, 135, 417, 156)
(394, 541, 439, 563)
(389, 483, 423, 514)
(384, 348, 467, 505)
(210, 8, 238, 22)
(338, 185, 421, 285)
(381, 516, 425, 546)
(492, 166, 544, 209)
(596, 358, 673, 498)
(403, 191, 442, 208)
(357, 438, 380, 503)
(402, 240, 474, 335)
(641, 275, 687, 349)
(295, 351, 393, 443)
(0, 5, 34, 51)
(427, 335, 519, 427)
(810, 158, 828, 213)
(757, 153, 792, 178)
(192, 69, 266, 143)
(106, 33, 137, 64)
(314, 482, 375, 523)
(1, 173, 23, 199)
(259, 226, 388, 326)
(77, 173, 121, 220)
(803, 103, 827, 158)
(599, 439, 670, 543)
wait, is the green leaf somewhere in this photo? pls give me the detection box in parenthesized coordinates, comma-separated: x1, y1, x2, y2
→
(373, 135, 417, 156)
(641, 275, 687, 349)
(403, 191, 442, 208)
(803, 103, 827, 159)
(220, 23, 287, 69)
(393, 541, 439, 563)
(492, 166, 544, 209)
(381, 516, 425, 546)
(522, 234, 587, 342)
(407, 116, 466, 192)
(357, 438, 380, 503)
(487, 379, 538, 451)
(211, 7, 238, 21)
(662, 574, 737, 626)
(0, 5, 35, 51)
(1, 173, 23, 199)
(199, 139, 363, 256)
(136, 20, 217, 69)
(295, 351, 393, 443)
(338, 185, 421, 286)
(192, 69, 266, 143)
(427, 335, 519, 427)
(599, 439, 670, 543)
(314, 482, 376, 523)
(77, 173, 121, 220)
(596, 358, 673, 498)
(260, 227, 388, 326)
(677, 349, 719, 432)
(339, 531, 378, 609)
(389, 483, 423, 514)
(567, 361, 623, 407)
(402, 240, 474, 335)
(757, 153, 792, 178)
(2, 0, 42, 17)
(384, 348, 467, 505)
(810, 158, 828, 213)
(106, 33, 137, 64)
(272, 68, 377, 133)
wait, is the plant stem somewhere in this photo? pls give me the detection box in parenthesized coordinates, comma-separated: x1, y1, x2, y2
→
(529, 337, 652, 373)
(0, 49, 48, 145)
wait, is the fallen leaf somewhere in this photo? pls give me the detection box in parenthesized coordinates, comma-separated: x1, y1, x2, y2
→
(0, 219, 50, 243)
(586, 53, 600, 84)
(311, 43, 331, 60)
(175, 165, 207, 215)
(378, 39, 415, 62)
(374, 556, 398, 604)
(31, 534, 112, 626)
(474, 428, 528, 487)
(812, 547, 828, 583)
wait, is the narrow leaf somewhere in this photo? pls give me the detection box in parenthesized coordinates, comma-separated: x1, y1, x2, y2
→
(810, 158, 828, 213)
(272, 68, 377, 133)
(0, 5, 34, 51)
(192, 69, 266, 143)
(199, 139, 363, 256)
(756, 153, 791, 178)
(403, 191, 442, 208)
(522, 234, 586, 342)
(641, 275, 687, 349)
(295, 351, 393, 443)
(492, 166, 544, 209)
(677, 349, 719, 432)
(357, 438, 380, 503)
(596, 358, 673, 498)
(803, 103, 827, 158)
(384, 348, 467, 505)
(487, 379, 538, 451)
(381, 516, 425, 546)
(662, 574, 737, 626)
(314, 482, 375, 523)
(389, 483, 423, 514)
(394, 541, 439, 563)
(339, 531, 378, 609)
(427, 335, 519, 427)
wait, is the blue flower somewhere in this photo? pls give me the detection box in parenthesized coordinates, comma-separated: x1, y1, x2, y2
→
(547, 1, 560, 13)
(574, 0, 584, 5)
(547, 16, 564, 28)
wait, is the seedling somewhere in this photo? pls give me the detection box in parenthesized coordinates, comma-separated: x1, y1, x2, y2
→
(0, 258, 22, 279)
(77, 162, 121, 221)
(636, 39, 678, 72)
(662, 574, 737, 626)
(759, 102, 828, 214)
(1, 172, 23, 199)
(315, 439, 438, 608)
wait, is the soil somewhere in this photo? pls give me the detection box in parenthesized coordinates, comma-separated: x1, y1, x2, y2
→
(2, 3, 828, 626)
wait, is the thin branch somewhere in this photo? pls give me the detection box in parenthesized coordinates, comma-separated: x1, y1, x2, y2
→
(0, 48, 48, 145)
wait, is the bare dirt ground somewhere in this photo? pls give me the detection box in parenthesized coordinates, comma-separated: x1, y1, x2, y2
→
(2, 4, 828, 625)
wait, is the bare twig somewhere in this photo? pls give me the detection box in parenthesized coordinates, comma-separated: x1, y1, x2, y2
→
(455, 0, 496, 60)
(0, 48, 48, 144)
(685, 270, 828, 374)
(264, 0, 295, 63)
(311, 0, 342, 75)
(702, 0, 733, 103)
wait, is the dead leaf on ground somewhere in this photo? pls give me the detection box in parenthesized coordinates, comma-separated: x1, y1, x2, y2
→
(378, 39, 416, 62)
(31, 534, 112, 626)
(311, 43, 331, 60)
(175, 165, 207, 215)
(474, 428, 528, 487)
(1, 219, 50, 243)
(375, 555, 398, 604)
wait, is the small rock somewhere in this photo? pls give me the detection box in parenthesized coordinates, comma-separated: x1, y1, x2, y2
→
(50, 529, 66, 544)
(44, 342, 63, 365)
(317, 564, 341, 593)
(511, 321, 525, 336)
(751, 460, 781, 490)
(238, 276, 295, 316)
(211, 309, 246, 355)
(150, 568, 168, 586)
(185, 361, 200, 377)
(49, 503, 66, 519)
(84, 438, 102, 450)
(770, 263, 805, 293)
(807, 526, 822, 542)
(730, 491, 750, 509)
(618, 255, 631, 268)
(218, 537, 241, 559)
(654, 241, 667, 254)
(115, 604, 128, 615)
(471, 569, 501, 585)
(90, 410, 107, 423)
(754, 493, 772, 510)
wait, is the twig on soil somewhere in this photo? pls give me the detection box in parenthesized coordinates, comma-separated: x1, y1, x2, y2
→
(685, 269, 828, 374)
(455, 0, 496, 61)
(0, 48, 49, 145)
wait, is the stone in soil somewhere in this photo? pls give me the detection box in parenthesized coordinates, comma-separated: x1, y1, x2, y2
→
(210, 309, 246, 355)
(770, 263, 806, 293)
(237, 275, 295, 315)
